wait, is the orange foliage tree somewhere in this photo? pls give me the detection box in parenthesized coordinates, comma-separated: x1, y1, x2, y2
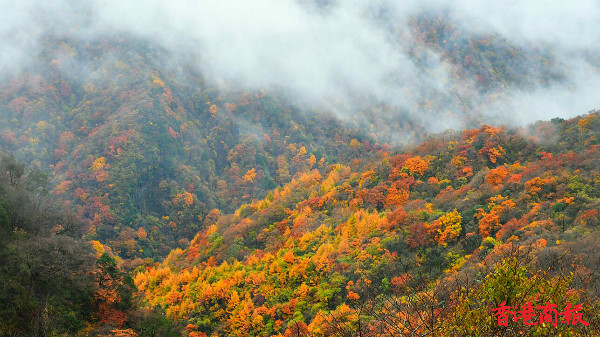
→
(404, 156, 429, 176)
(485, 166, 508, 187)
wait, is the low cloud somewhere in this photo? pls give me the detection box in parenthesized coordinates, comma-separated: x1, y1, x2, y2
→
(1, 0, 599, 137)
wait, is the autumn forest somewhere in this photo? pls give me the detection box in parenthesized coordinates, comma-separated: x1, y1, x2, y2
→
(1, 1, 599, 337)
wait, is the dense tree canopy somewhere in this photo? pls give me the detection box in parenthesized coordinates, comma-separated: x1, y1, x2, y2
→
(1, 11, 599, 337)
(136, 112, 600, 336)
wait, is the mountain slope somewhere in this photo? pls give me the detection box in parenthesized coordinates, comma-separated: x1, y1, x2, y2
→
(0, 36, 376, 260)
(0, 21, 575, 261)
(136, 111, 600, 336)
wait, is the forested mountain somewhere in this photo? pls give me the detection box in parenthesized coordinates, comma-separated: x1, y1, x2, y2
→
(0, 14, 577, 262)
(1, 2, 600, 336)
(0, 35, 375, 260)
(136, 112, 600, 336)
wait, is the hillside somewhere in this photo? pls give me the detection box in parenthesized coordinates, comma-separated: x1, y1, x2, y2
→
(136, 112, 600, 336)
(1, 3, 599, 336)
(0, 152, 132, 336)
(0, 35, 378, 260)
(0, 18, 574, 262)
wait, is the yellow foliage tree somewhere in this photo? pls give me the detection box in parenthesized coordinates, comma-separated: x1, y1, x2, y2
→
(91, 157, 106, 171)
(243, 168, 257, 183)
(435, 209, 462, 246)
